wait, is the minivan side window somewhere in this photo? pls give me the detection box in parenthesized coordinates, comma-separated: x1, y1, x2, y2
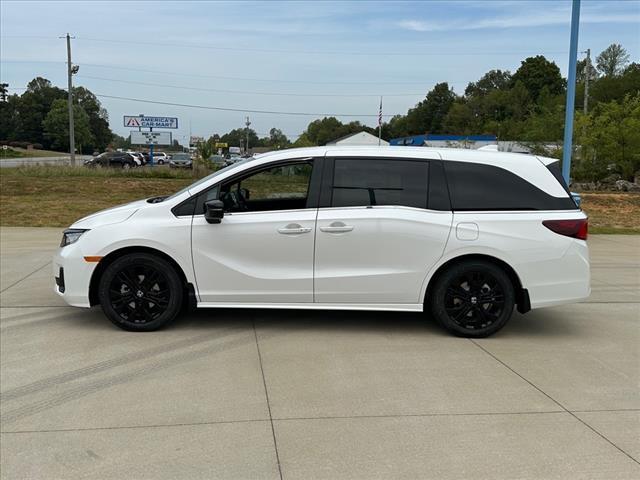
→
(444, 161, 577, 211)
(331, 159, 428, 209)
(218, 161, 313, 213)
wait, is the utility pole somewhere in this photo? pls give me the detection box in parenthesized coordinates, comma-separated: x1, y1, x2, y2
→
(64, 33, 76, 165)
(245, 116, 251, 154)
(583, 48, 591, 115)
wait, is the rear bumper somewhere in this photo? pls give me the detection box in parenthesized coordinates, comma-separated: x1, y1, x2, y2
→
(528, 239, 590, 309)
(52, 244, 95, 308)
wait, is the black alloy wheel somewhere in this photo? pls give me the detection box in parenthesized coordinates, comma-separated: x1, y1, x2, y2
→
(98, 253, 183, 331)
(430, 260, 515, 337)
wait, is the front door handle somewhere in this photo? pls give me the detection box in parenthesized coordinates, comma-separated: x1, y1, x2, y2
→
(278, 223, 312, 235)
(320, 221, 354, 233)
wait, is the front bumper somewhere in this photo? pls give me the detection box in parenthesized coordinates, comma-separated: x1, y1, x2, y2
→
(53, 243, 96, 308)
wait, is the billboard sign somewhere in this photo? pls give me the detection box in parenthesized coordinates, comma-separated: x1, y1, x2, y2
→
(130, 131, 172, 145)
(124, 115, 178, 129)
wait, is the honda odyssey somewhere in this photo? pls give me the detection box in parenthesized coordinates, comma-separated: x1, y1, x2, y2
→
(54, 146, 590, 337)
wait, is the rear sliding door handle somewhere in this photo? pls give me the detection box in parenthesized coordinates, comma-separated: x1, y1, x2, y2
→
(320, 222, 354, 233)
(278, 224, 312, 235)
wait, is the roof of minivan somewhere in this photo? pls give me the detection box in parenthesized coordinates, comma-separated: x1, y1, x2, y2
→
(252, 146, 565, 197)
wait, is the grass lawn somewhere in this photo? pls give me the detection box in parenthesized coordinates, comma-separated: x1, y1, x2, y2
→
(578, 192, 640, 234)
(0, 147, 72, 159)
(1, 166, 639, 233)
(1, 167, 193, 227)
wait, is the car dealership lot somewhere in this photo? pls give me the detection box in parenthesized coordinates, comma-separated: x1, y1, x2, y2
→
(0, 228, 638, 479)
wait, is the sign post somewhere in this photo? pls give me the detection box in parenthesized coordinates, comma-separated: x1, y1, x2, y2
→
(125, 114, 177, 167)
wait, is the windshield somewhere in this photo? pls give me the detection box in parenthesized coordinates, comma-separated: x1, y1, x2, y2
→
(164, 157, 253, 201)
(172, 153, 190, 161)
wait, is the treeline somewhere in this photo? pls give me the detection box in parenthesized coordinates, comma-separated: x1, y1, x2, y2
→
(0, 78, 112, 153)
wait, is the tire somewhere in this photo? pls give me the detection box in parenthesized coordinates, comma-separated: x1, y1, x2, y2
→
(122, 162, 131, 170)
(430, 260, 515, 337)
(98, 253, 184, 331)
(157, 159, 164, 165)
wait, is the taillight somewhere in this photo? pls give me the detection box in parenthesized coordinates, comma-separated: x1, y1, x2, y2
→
(543, 218, 588, 240)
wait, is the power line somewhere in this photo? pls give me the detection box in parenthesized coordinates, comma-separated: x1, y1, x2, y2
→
(94, 93, 399, 117)
(0, 35, 568, 57)
(77, 74, 426, 97)
(0, 60, 467, 86)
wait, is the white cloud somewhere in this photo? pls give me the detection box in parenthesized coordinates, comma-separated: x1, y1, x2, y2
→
(397, 3, 640, 32)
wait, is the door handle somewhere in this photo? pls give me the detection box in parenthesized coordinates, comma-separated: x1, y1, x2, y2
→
(278, 224, 312, 235)
(320, 222, 354, 233)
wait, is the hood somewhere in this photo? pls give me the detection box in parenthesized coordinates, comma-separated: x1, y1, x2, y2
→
(70, 199, 148, 229)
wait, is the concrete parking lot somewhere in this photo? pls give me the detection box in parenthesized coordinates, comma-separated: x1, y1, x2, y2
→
(0, 227, 638, 479)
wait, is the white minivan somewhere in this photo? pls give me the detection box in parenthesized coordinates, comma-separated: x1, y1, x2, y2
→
(54, 147, 590, 337)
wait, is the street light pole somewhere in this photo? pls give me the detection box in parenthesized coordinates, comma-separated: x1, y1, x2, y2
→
(65, 33, 76, 166)
(561, 0, 581, 185)
(583, 48, 591, 115)
(245, 116, 251, 154)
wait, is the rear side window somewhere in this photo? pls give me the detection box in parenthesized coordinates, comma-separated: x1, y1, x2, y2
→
(331, 159, 428, 209)
(444, 161, 577, 211)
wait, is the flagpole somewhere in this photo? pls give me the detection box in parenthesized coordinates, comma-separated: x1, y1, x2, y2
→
(378, 96, 382, 146)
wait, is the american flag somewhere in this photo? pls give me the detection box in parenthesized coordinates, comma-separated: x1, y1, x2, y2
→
(378, 96, 383, 128)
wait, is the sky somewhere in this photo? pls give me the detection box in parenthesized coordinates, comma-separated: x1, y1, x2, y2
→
(1, 0, 639, 144)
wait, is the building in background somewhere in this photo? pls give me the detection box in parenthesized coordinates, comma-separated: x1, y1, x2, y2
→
(327, 131, 389, 146)
(390, 134, 497, 149)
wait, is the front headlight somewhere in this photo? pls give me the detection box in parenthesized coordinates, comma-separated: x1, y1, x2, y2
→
(60, 229, 89, 247)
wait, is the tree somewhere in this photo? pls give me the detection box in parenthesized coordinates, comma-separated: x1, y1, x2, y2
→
(405, 82, 456, 134)
(465, 70, 512, 97)
(512, 56, 564, 101)
(195, 140, 215, 172)
(575, 94, 640, 181)
(13, 77, 66, 147)
(596, 43, 630, 77)
(220, 128, 260, 149)
(265, 127, 290, 149)
(42, 98, 93, 152)
(73, 86, 112, 151)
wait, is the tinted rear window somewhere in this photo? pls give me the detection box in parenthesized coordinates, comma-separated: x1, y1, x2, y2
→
(332, 159, 428, 209)
(444, 161, 576, 211)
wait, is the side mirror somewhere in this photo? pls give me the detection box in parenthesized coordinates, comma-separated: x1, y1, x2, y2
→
(204, 200, 225, 224)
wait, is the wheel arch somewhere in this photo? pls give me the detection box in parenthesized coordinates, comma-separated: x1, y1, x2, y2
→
(88, 246, 196, 309)
(423, 253, 530, 314)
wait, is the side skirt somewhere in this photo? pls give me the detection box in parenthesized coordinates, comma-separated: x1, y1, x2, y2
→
(197, 302, 424, 312)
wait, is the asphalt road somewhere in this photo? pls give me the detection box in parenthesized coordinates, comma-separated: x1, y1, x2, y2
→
(0, 228, 638, 479)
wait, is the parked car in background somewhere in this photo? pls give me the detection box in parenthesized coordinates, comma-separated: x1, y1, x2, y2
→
(169, 153, 192, 169)
(153, 152, 169, 165)
(208, 154, 225, 165)
(84, 152, 138, 169)
(58, 146, 589, 337)
(127, 151, 146, 165)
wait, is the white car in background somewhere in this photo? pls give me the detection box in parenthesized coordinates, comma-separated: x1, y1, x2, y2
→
(54, 146, 589, 337)
(152, 152, 169, 164)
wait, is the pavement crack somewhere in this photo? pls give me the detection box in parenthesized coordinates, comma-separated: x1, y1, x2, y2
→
(0, 261, 51, 294)
(252, 320, 283, 480)
(469, 339, 640, 466)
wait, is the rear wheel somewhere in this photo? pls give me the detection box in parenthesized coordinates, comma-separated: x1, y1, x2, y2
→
(430, 260, 515, 337)
(122, 162, 132, 170)
(98, 253, 183, 331)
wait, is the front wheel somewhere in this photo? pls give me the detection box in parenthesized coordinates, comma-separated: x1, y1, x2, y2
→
(157, 159, 164, 165)
(98, 253, 183, 331)
(430, 260, 515, 337)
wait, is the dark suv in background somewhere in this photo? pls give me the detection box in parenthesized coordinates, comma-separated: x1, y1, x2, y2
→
(86, 152, 138, 169)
